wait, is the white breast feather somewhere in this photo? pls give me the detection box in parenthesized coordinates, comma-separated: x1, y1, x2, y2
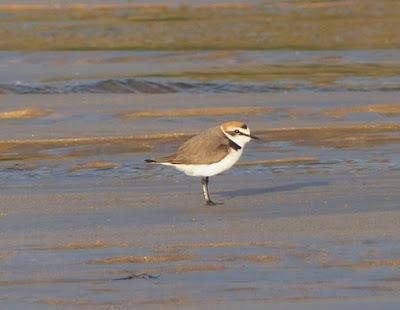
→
(161, 148, 243, 177)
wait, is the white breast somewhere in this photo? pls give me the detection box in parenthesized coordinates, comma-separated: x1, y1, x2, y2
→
(162, 148, 243, 177)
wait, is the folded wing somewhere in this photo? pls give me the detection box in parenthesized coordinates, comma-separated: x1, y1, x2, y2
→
(158, 126, 231, 165)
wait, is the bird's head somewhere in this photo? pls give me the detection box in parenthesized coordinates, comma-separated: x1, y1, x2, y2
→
(221, 121, 259, 148)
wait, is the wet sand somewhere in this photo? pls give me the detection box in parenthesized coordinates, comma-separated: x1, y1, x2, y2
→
(1, 92, 400, 309)
(1, 170, 400, 309)
(0, 0, 399, 50)
(1, 46, 400, 308)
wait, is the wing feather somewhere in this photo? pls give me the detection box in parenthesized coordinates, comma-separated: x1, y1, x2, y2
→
(158, 126, 230, 165)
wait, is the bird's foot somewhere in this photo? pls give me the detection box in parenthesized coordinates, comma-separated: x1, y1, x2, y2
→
(205, 200, 223, 206)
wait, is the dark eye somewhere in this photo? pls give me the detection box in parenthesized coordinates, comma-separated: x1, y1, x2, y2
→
(234, 129, 240, 134)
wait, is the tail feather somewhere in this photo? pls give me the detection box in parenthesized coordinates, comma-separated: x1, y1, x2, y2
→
(145, 159, 157, 163)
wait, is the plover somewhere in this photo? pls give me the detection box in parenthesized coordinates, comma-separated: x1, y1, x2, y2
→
(145, 121, 258, 205)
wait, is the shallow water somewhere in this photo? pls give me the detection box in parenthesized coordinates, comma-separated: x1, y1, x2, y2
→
(1, 50, 400, 183)
(1, 48, 400, 309)
(1, 50, 400, 93)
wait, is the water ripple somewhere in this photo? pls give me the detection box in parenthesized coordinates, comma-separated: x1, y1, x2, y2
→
(1, 78, 400, 94)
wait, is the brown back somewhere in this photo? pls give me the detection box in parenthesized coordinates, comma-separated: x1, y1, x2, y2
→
(158, 126, 231, 164)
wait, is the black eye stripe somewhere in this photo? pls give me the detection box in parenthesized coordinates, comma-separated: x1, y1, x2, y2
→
(229, 130, 247, 136)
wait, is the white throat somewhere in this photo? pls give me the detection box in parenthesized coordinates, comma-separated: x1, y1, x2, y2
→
(220, 125, 251, 148)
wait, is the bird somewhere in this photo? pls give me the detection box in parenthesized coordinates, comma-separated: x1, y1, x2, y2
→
(145, 121, 258, 205)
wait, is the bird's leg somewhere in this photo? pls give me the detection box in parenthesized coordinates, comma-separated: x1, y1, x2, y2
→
(201, 177, 216, 206)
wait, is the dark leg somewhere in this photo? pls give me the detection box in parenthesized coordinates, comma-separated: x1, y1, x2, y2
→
(201, 177, 216, 206)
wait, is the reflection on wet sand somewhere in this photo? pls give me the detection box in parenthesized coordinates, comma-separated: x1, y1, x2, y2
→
(257, 124, 400, 148)
(1, 1, 399, 50)
(86, 254, 198, 265)
(69, 161, 119, 172)
(121, 107, 274, 119)
(219, 181, 329, 198)
(0, 108, 51, 120)
(220, 254, 280, 263)
(322, 258, 400, 269)
(0, 133, 188, 161)
(2, 123, 399, 162)
(1, 18, 400, 307)
(237, 157, 319, 167)
(164, 264, 227, 273)
(47, 241, 112, 251)
(321, 104, 400, 118)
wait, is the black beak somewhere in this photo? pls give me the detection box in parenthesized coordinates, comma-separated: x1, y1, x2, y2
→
(241, 132, 260, 140)
(250, 133, 260, 140)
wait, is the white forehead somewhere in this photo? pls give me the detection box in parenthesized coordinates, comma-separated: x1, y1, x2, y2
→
(232, 126, 250, 132)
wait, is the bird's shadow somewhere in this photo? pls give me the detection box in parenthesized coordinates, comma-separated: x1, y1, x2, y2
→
(218, 180, 329, 198)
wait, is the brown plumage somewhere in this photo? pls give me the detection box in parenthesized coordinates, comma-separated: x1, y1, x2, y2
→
(156, 126, 232, 165)
(145, 121, 258, 205)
